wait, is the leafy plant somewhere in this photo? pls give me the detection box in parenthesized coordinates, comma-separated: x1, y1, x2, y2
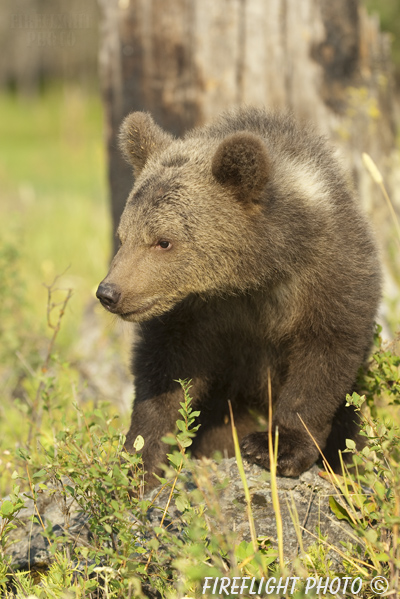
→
(326, 331, 400, 597)
(0, 484, 25, 592)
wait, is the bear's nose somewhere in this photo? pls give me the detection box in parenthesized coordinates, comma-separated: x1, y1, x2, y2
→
(96, 282, 121, 311)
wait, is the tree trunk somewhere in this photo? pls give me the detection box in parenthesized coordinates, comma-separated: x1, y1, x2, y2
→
(98, 0, 397, 257)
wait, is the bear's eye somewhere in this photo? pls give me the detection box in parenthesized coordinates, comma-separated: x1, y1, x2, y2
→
(156, 240, 172, 250)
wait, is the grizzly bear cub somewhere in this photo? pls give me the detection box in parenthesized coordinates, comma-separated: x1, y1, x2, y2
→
(97, 107, 381, 484)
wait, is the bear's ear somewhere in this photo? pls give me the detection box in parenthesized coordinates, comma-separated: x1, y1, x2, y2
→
(119, 112, 173, 176)
(211, 132, 270, 203)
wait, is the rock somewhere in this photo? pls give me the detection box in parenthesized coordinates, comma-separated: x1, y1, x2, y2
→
(149, 460, 355, 569)
(2, 481, 90, 572)
(2, 460, 354, 575)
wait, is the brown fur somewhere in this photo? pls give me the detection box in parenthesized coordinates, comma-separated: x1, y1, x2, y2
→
(97, 107, 381, 485)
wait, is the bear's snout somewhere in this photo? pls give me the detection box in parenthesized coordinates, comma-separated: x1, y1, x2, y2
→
(96, 282, 121, 312)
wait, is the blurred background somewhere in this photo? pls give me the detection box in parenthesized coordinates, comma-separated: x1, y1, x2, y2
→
(0, 0, 399, 494)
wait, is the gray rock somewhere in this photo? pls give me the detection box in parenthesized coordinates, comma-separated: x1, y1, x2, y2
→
(2, 481, 90, 572)
(150, 459, 355, 569)
(2, 460, 354, 574)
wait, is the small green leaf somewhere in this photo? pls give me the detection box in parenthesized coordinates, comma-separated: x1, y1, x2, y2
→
(374, 480, 386, 499)
(133, 435, 144, 451)
(329, 496, 354, 524)
(179, 438, 193, 448)
(363, 528, 378, 543)
(162, 434, 178, 446)
(0, 500, 14, 517)
(175, 494, 190, 512)
(167, 453, 183, 469)
(376, 552, 390, 562)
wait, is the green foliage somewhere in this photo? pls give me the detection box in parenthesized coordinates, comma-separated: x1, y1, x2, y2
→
(161, 379, 201, 475)
(0, 86, 111, 496)
(0, 376, 283, 598)
(326, 331, 400, 596)
(35, 408, 151, 597)
(0, 242, 27, 356)
(0, 484, 25, 591)
(0, 86, 109, 351)
(358, 324, 400, 416)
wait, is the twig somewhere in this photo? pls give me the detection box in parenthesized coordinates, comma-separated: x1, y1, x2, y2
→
(27, 273, 73, 445)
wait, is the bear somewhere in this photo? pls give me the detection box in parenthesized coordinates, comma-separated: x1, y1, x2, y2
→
(96, 107, 381, 485)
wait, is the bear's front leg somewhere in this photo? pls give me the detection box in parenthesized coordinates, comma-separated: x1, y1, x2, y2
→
(124, 387, 185, 487)
(240, 337, 362, 476)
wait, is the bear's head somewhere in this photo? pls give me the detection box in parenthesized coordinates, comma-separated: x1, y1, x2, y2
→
(97, 112, 271, 322)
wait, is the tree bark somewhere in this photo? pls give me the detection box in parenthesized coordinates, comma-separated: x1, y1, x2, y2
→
(98, 0, 397, 256)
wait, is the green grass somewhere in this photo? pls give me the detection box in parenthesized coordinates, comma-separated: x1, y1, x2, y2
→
(0, 86, 104, 195)
(0, 86, 115, 496)
(0, 85, 110, 348)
